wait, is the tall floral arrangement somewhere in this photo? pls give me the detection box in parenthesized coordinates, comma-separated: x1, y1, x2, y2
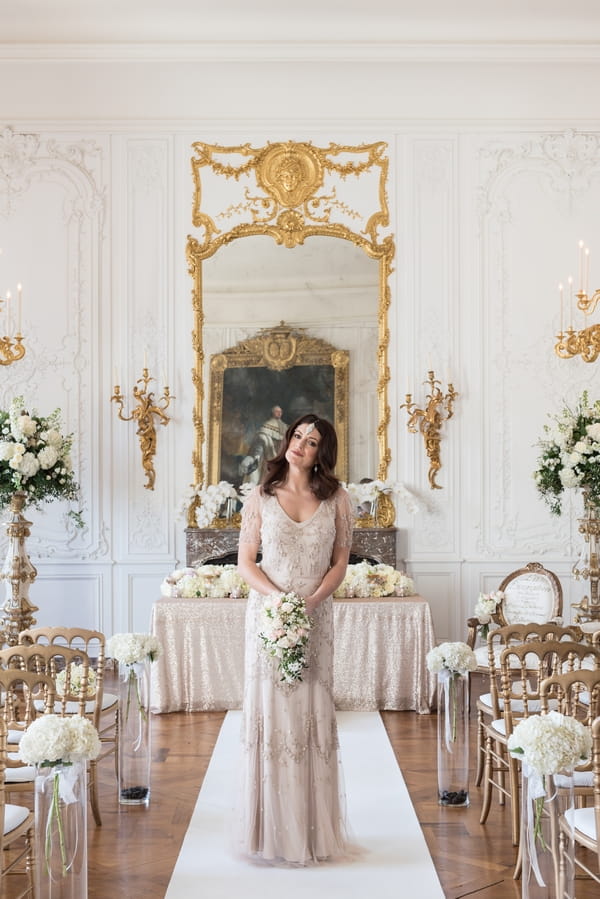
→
(533, 391, 600, 515)
(185, 481, 241, 527)
(0, 396, 80, 512)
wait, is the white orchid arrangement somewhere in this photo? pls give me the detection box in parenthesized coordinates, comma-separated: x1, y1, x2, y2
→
(161, 564, 249, 599)
(0, 395, 80, 515)
(534, 390, 600, 515)
(473, 590, 504, 640)
(426, 641, 477, 676)
(333, 561, 415, 598)
(185, 481, 242, 527)
(55, 663, 97, 699)
(345, 479, 420, 516)
(259, 592, 312, 684)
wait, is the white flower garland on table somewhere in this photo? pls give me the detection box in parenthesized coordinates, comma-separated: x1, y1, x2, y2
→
(161, 564, 249, 599)
(473, 590, 504, 639)
(106, 633, 161, 666)
(259, 592, 312, 684)
(333, 561, 415, 598)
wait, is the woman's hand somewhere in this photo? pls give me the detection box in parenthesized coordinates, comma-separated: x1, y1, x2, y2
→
(304, 595, 320, 615)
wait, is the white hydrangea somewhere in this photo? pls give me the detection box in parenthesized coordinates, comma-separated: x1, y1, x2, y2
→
(107, 632, 161, 665)
(426, 641, 477, 675)
(19, 714, 101, 765)
(508, 710, 592, 776)
(38, 445, 59, 469)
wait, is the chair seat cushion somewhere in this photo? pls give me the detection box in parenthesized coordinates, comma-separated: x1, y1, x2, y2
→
(4, 753, 35, 782)
(102, 692, 118, 710)
(564, 806, 597, 842)
(3, 803, 30, 835)
(34, 692, 117, 714)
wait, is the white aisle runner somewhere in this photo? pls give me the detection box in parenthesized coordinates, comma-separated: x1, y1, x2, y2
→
(165, 711, 444, 899)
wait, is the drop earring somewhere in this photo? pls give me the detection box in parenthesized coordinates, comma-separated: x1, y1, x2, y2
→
(313, 464, 318, 473)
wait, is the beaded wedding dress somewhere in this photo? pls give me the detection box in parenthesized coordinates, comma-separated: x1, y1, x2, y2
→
(234, 486, 355, 865)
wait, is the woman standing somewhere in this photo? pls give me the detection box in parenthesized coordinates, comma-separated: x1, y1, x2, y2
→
(235, 413, 356, 865)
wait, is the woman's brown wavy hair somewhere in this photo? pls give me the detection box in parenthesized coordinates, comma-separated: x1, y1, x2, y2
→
(261, 413, 341, 500)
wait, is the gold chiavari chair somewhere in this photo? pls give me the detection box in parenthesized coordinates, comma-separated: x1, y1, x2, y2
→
(0, 717, 35, 899)
(560, 715, 600, 887)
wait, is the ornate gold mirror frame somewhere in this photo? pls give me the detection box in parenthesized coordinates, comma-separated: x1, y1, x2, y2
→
(186, 140, 395, 524)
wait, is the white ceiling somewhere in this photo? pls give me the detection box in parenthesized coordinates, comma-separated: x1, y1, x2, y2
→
(1, 0, 600, 46)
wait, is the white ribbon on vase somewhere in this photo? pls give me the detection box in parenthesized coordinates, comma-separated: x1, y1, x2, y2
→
(522, 761, 555, 889)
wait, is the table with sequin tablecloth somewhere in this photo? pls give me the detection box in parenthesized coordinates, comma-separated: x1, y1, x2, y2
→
(150, 595, 436, 714)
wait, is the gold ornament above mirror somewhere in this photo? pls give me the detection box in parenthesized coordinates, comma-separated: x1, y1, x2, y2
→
(186, 139, 395, 525)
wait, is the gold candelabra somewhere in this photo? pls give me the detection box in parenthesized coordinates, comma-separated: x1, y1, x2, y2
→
(555, 240, 600, 362)
(111, 368, 173, 491)
(400, 370, 458, 490)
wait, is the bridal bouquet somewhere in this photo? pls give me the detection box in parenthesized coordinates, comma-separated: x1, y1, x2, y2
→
(333, 561, 415, 598)
(259, 592, 312, 684)
(0, 395, 80, 511)
(473, 590, 504, 640)
(534, 390, 600, 515)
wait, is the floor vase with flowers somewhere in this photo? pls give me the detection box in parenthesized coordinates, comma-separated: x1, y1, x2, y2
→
(520, 767, 575, 899)
(436, 670, 470, 806)
(35, 761, 88, 899)
(118, 660, 152, 805)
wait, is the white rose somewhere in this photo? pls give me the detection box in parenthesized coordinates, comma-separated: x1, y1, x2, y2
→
(41, 428, 62, 448)
(38, 446, 59, 469)
(0, 441, 16, 461)
(560, 467, 581, 488)
(569, 451, 582, 465)
(587, 422, 600, 442)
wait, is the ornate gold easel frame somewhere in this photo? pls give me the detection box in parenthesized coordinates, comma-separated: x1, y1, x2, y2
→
(186, 140, 395, 511)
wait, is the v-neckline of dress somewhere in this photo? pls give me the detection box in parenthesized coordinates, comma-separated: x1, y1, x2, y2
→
(273, 493, 323, 526)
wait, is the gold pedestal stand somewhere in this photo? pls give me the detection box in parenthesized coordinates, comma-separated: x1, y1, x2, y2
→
(571, 509, 600, 623)
(0, 492, 38, 645)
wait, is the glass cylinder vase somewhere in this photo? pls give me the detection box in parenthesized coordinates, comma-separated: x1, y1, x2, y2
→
(34, 760, 87, 899)
(520, 766, 575, 899)
(436, 670, 470, 806)
(118, 660, 151, 805)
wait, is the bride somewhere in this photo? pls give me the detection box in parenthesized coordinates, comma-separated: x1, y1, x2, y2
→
(235, 412, 356, 865)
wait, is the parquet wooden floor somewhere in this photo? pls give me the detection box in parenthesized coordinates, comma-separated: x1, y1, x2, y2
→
(4, 679, 599, 898)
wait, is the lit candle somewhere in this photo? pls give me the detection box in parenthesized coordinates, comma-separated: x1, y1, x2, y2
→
(5, 290, 10, 337)
(143, 348, 148, 370)
(559, 282, 564, 333)
(16, 283, 22, 335)
(585, 247, 590, 297)
(578, 239, 585, 293)
(568, 275, 574, 329)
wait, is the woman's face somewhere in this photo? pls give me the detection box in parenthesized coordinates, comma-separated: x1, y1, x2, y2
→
(285, 423, 321, 471)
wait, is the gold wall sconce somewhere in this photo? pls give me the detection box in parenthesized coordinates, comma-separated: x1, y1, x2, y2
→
(111, 368, 173, 490)
(400, 371, 458, 490)
(555, 240, 600, 362)
(0, 248, 25, 365)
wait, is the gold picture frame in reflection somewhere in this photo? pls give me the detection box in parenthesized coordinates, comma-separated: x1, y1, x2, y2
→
(208, 323, 349, 488)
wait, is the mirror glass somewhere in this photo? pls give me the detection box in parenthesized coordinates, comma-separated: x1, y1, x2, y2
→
(202, 234, 380, 483)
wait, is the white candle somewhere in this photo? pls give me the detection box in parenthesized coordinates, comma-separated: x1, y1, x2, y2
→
(578, 239, 585, 293)
(5, 290, 10, 337)
(162, 368, 168, 387)
(585, 247, 590, 296)
(568, 275, 574, 328)
(16, 283, 22, 335)
(143, 349, 148, 370)
(559, 282, 564, 333)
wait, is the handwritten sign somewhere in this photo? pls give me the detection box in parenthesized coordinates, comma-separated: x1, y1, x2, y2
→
(503, 573, 556, 624)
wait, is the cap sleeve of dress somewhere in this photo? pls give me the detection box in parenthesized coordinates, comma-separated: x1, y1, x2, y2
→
(334, 488, 355, 549)
(239, 486, 263, 545)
